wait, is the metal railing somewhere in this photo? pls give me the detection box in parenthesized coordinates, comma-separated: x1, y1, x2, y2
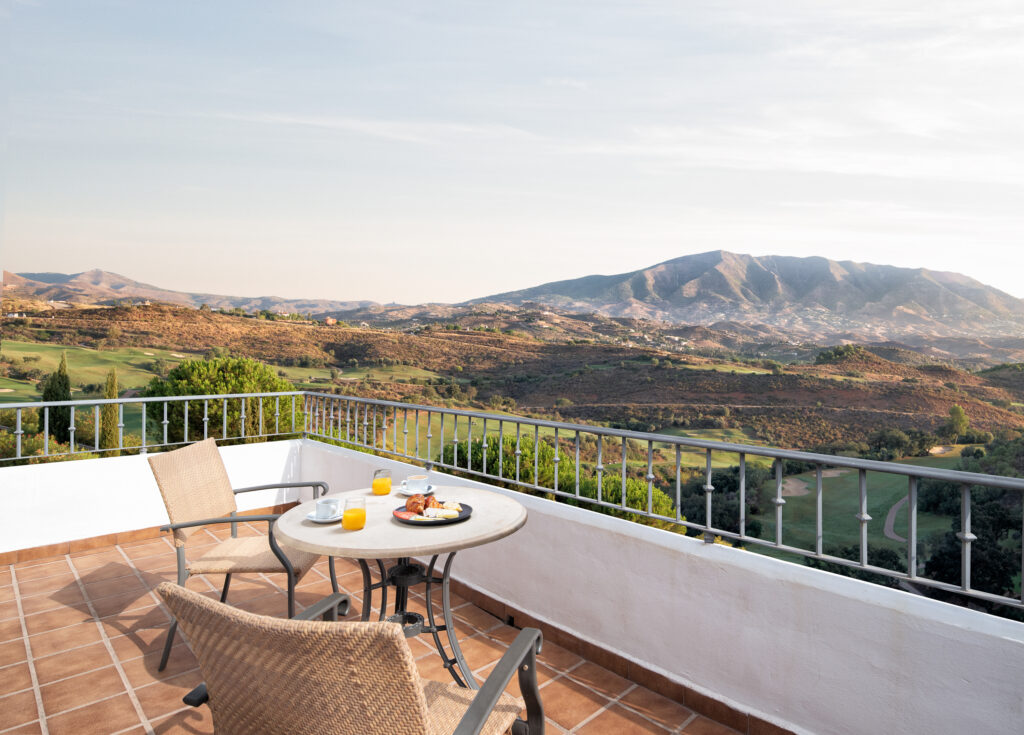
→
(3, 390, 1023, 611)
(0, 392, 304, 461)
(303, 393, 1024, 612)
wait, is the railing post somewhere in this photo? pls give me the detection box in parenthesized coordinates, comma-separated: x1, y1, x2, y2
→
(907, 477, 918, 578)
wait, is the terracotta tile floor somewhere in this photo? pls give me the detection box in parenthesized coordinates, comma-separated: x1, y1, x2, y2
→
(0, 526, 740, 734)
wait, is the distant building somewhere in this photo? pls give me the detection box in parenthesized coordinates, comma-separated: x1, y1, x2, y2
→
(324, 317, 337, 326)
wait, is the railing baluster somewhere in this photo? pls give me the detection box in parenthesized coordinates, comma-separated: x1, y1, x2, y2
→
(675, 445, 682, 523)
(14, 408, 22, 459)
(222, 399, 228, 439)
(620, 437, 627, 510)
(259, 397, 264, 437)
(183, 401, 189, 444)
(815, 464, 823, 556)
(534, 425, 540, 488)
(857, 469, 871, 567)
(43, 407, 50, 456)
(497, 420, 503, 478)
(514, 423, 521, 483)
(162, 402, 169, 446)
(117, 404, 124, 450)
(94, 404, 100, 452)
(574, 430, 581, 498)
(703, 448, 714, 542)
(453, 417, 459, 468)
(738, 453, 746, 536)
(204, 400, 210, 440)
(274, 397, 279, 436)
(907, 477, 918, 579)
(957, 484, 976, 591)
(240, 398, 247, 439)
(69, 406, 76, 453)
(773, 460, 785, 546)
(481, 418, 488, 476)
(403, 409, 409, 457)
(596, 435, 604, 504)
(646, 439, 655, 516)
(553, 428, 560, 493)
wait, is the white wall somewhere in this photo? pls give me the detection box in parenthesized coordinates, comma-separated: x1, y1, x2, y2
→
(0, 440, 307, 553)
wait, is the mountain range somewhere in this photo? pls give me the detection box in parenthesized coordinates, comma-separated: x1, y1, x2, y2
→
(471, 251, 1024, 340)
(5, 251, 1024, 342)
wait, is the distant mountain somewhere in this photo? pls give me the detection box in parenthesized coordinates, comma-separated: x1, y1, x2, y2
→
(2, 269, 374, 315)
(470, 250, 1024, 340)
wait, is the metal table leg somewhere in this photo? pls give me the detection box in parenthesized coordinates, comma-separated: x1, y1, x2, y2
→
(352, 554, 476, 688)
(424, 552, 476, 689)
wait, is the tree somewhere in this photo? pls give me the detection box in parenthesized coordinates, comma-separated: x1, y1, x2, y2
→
(144, 357, 298, 443)
(946, 404, 969, 442)
(42, 351, 72, 443)
(101, 367, 120, 456)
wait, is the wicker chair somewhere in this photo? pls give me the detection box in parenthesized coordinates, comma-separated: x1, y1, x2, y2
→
(149, 438, 335, 671)
(156, 582, 545, 735)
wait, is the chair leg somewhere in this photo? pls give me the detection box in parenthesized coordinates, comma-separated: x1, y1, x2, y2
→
(158, 619, 178, 672)
(219, 573, 232, 603)
(160, 548, 189, 672)
(287, 572, 296, 618)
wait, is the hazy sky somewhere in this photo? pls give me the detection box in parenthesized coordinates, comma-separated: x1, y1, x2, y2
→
(2, 1, 1023, 303)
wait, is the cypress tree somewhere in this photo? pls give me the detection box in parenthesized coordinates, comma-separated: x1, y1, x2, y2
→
(101, 367, 120, 455)
(42, 351, 72, 443)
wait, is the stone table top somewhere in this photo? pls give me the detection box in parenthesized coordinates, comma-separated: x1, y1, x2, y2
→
(274, 485, 527, 559)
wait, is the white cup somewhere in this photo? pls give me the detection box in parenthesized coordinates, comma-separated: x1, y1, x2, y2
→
(315, 497, 340, 519)
(404, 474, 429, 494)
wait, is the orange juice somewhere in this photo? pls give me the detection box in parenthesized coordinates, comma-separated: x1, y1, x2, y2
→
(342, 507, 366, 530)
(371, 476, 392, 495)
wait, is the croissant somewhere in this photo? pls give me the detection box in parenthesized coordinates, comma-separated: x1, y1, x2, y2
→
(425, 495, 442, 510)
(405, 494, 427, 515)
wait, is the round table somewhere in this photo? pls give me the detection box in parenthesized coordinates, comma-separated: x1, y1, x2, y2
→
(275, 484, 526, 688)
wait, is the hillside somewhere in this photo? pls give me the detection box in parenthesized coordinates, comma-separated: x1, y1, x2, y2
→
(3, 304, 1023, 450)
(472, 250, 1024, 341)
(3, 269, 374, 315)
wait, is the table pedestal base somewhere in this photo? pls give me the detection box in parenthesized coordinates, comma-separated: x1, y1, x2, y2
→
(353, 553, 477, 689)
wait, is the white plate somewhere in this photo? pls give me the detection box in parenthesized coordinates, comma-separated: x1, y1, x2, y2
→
(306, 511, 344, 524)
(399, 484, 435, 497)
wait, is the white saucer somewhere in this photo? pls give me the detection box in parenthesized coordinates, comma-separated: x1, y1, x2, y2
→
(399, 484, 435, 497)
(306, 511, 344, 524)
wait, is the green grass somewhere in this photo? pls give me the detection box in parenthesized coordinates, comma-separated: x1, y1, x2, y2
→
(2, 341, 200, 391)
(750, 454, 961, 560)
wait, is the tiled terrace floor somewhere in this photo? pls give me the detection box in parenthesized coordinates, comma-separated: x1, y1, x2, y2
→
(1, 524, 739, 735)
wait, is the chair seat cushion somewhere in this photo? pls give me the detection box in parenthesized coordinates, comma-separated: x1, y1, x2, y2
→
(187, 536, 319, 576)
(422, 679, 521, 735)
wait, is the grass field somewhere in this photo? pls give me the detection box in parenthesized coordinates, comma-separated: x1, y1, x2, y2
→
(1, 341, 204, 400)
(750, 454, 962, 563)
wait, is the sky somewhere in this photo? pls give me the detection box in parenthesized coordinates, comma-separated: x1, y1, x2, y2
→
(2, 0, 1023, 303)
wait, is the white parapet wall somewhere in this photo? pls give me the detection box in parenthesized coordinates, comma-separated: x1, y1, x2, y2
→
(0, 440, 308, 553)
(300, 441, 1024, 735)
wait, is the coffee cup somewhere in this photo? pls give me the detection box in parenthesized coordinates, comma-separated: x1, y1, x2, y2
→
(315, 497, 340, 519)
(403, 474, 429, 494)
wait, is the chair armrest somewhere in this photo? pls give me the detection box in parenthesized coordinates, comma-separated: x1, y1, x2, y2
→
(293, 593, 350, 621)
(159, 515, 280, 533)
(233, 480, 329, 497)
(453, 628, 544, 735)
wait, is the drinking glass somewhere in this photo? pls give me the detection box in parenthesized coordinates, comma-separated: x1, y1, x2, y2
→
(342, 497, 366, 530)
(371, 469, 392, 496)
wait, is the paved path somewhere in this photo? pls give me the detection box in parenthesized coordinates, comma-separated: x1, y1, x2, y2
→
(884, 494, 909, 542)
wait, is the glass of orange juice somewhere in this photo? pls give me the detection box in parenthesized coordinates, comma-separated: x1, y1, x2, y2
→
(341, 497, 366, 530)
(371, 469, 392, 496)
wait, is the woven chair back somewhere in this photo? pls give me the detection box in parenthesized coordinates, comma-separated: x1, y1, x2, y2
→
(157, 583, 432, 735)
(148, 438, 238, 547)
